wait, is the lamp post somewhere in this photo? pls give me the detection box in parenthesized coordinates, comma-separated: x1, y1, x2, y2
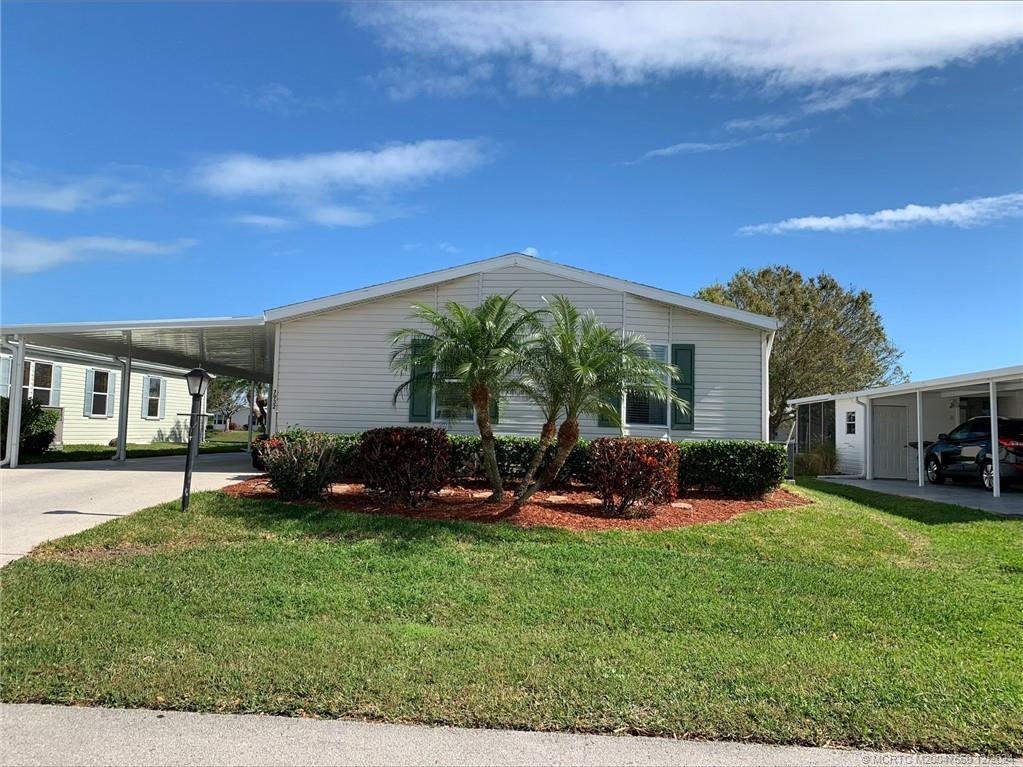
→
(181, 367, 211, 512)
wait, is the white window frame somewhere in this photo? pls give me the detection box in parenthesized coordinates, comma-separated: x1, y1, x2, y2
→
(624, 342, 670, 428)
(143, 376, 164, 420)
(22, 359, 55, 406)
(0, 354, 12, 399)
(88, 369, 114, 418)
(845, 411, 856, 435)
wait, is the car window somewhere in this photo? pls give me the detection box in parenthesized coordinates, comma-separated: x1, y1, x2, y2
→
(1000, 419, 1023, 439)
(948, 422, 972, 440)
(969, 418, 992, 438)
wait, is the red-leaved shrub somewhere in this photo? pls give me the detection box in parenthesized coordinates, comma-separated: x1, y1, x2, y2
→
(358, 427, 451, 507)
(590, 438, 679, 517)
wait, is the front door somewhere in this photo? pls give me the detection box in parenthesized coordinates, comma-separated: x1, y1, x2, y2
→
(873, 405, 908, 479)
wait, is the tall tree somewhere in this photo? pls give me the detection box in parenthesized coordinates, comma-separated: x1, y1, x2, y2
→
(513, 296, 684, 508)
(391, 294, 543, 502)
(696, 266, 905, 435)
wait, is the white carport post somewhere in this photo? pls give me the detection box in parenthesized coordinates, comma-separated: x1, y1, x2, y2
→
(916, 390, 925, 487)
(115, 331, 132, 462)
(246, 381, 255, 453)
(4, 336, 27, 468)
(863, 397, 873, 480)
(990, 379, 1001, 498)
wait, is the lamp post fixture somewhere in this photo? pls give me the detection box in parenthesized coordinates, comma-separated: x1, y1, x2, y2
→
(181, 367, 211, 512)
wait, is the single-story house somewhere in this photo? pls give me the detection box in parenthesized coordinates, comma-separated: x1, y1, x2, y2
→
(1, 253, 781, 466)
(789, 365, 1023, 497)
(0, 344, 196, 446)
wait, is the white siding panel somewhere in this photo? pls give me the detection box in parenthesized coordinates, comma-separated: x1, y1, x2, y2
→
(275, 267, 765, 440)
(834, 397, 866, 476)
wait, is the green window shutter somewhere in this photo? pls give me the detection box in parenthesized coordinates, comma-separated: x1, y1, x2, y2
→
(598, 393, 622, 427)
(489, 396, 499, 424)
(671, 344, 695, 430)
(408, 341, 432, 423)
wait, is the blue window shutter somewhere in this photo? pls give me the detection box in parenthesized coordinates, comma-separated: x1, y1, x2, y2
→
(106, 371, 117, 418)
(0, 356, 11, 399)
(50, 365, 62, 407)
(671, 344, 695, 430)
(84, 368, 95, 417)
(141, 375, 151, 418)
(158, 379, 167, 419)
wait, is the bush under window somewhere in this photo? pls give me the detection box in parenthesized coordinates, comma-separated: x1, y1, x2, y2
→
(358, 427, 450, 507)
(590, 438, 679, 516)
(677, 440, 786, 498)
(0, 397, 58, 457)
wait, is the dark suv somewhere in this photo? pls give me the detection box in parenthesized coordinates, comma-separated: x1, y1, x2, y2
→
(925, 416, 1023, 491)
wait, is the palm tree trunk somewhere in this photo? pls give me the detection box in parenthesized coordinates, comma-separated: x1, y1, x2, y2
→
(513, 418, 579, 509)
(473, 388, 503, 502)
(516, 419, 556, 499)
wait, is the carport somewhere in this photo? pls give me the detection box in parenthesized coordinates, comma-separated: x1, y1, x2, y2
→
(790, 366, 1023, 499)
(2, 317, 272, 468)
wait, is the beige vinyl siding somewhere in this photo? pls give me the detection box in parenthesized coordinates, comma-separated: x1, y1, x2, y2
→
(274, 264, 766, 440)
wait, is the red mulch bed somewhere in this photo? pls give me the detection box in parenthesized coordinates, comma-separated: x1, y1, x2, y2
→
(222, 477, 811, 532)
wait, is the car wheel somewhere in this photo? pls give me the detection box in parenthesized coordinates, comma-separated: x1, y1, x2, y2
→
(981, 461, 995, 491)
(926, 458, 944, 485)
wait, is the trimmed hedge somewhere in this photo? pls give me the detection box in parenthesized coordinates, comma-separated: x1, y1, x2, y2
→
(359, 427, 450, 507)
(449, 434, 590, 486)
(677, 440, 787, 498)
(591, 438, 679, 516)
(0, 397, 58, 457)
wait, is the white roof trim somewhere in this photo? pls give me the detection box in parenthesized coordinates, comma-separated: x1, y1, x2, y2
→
(0, 316, 264, 335)
(264, 253, 781, 330)
(788, 365, 1023, 405)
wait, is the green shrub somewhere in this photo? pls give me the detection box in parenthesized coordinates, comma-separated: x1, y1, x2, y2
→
(359, 427, 450, 507)
(449, 434, 592, 485)
(260, 430, 338, 500)
(591, 438, 678, 516)
(677, 440, 786, 498)
(794, 442, 838, 477)
(0, 397, 58, 456)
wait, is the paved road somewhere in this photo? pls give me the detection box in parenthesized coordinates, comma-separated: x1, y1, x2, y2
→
(3, 704, 1015, 767)
(0, 452, 257, 565)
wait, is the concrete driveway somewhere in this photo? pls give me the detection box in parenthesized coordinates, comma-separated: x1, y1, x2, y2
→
(0, 452, 258, 566)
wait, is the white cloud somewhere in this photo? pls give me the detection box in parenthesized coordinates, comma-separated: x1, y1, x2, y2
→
(194, 139, 491, 197)
(230, 214, 294, 230)
(225, 82, 344, 114)
(739, 192, 1023, 235)
(356, 2, 1021, 91)
(1, 229, 194, 273)
(305, 205, 378, 228)
(522, 246, 539, 257)
(2, 176, 138, 212)
(637, 130, 808, 162)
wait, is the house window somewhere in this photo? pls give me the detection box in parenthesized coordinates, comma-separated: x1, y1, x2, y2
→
(22, 360, 55, 406)
(845, 411, 856, 435)
(145, 377, 163, 419)
(626, 344, 669, 426)
(434, 377, 473, 422)
(0, 356, 11, 398)
(88, 369, 113, 417)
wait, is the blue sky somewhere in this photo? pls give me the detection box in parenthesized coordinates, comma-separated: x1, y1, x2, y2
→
(2, 1, 1021, 379)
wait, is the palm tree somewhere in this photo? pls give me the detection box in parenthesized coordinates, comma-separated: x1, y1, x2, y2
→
(391, 294, 543, 502)
(514, 296, 685, 508)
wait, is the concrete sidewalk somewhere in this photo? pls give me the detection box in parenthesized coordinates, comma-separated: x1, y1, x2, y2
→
(0, 452, 257, 565)
(1, 704, 1015, 767)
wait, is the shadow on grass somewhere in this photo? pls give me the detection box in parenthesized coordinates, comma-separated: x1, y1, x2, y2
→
(798, 478, 1014, 526)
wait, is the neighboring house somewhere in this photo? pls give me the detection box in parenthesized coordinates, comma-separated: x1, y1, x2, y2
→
(789, 366, 1023, 481)
(0, 345, 195, 445)
(209, 405, 256, 431)
(266, 253, 780, 441)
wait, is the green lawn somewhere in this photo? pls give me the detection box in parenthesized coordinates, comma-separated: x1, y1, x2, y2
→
(2, 480, 1021, 754)
(205, 429, 253, 444)
(21, 441, 245, 464)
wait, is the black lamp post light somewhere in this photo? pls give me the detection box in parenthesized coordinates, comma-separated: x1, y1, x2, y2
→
(181, 367, 212, 512)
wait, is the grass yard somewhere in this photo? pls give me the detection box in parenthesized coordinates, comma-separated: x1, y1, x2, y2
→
(205, 429, 253, 444)
(1, 480, 1021, 754)
(21, 441, 245, 464)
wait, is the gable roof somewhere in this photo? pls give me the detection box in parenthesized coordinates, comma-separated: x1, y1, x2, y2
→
(264, 252, 780, 331)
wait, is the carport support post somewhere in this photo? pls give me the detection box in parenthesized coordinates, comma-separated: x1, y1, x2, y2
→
(916, 390, 925, 487)
(864, 398, 873, 480)
(115, 331, 132, 462)
(5, 336, 26, 469)
(246, 381, 255, 453)
(990, 380, 1001, 498)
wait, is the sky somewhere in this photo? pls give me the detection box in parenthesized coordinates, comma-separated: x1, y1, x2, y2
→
(2, 1, 1021, 380)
